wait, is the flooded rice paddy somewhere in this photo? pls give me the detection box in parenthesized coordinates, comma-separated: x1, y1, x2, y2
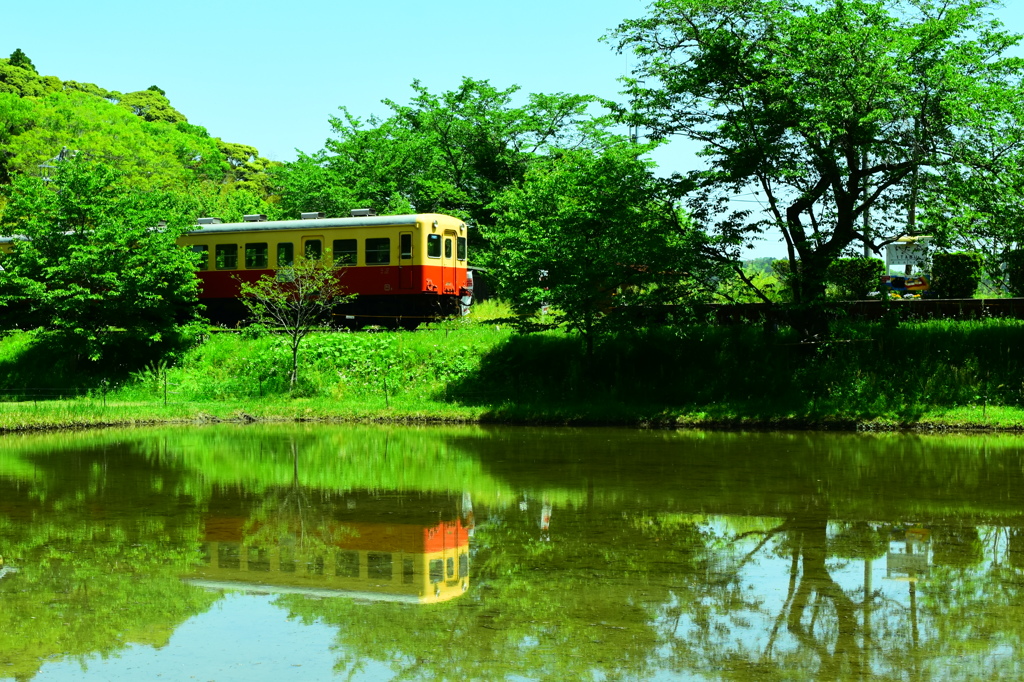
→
(2, 425, 1024, 680)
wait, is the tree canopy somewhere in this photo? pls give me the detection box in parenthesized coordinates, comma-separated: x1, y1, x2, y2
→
(272, 78, 621, 264)
(0, 156, 202, 361)
(610, 0, 1024, 302)
(486, 144, 713, 351)
(0, 58, 275, 209)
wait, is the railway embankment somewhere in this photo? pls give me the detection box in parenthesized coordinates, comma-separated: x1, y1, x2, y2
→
(3, 314, 1024, 433)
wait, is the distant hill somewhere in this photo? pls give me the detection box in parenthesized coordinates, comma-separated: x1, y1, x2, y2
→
(0, 48, 278, 220)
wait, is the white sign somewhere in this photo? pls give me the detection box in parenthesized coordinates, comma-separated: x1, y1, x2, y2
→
(886, 242, 929, 267)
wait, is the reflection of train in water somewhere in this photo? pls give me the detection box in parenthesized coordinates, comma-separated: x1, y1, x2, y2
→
(186, 492, 471, 603)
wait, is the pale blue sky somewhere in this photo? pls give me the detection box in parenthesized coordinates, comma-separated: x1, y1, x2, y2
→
(5, 0, 644, 161)
(6, 0, 1024, 258)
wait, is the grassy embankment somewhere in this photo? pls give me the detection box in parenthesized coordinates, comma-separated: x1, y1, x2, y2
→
(2, 302, 1024, 431)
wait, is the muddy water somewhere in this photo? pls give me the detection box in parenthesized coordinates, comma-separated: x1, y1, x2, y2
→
(2, 425, 1024, 681)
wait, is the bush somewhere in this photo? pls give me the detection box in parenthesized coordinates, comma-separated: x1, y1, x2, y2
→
(931, 252, 983, 299)
(1006, 250, 1024, 297)
(826, 258, 884, 299)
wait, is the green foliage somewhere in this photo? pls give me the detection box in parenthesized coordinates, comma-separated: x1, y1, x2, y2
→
(0, 156, 202, 361)
(8, 48, 36, 73)
(0, 62, 275, 214)
(0, 91, 229, 190)
(826, 257, 884, 300)
(932, 251, 984, 299)
(116, 89, 186, 124)
(1006, 250, 1024, 297)
(610, 0, 1024, 303)
(712, 265, 785, 303)
(486, 145, 713, 350)
(273, 78, 618, 263)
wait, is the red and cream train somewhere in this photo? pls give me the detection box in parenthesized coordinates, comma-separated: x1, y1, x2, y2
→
(179, 210, 473, 327)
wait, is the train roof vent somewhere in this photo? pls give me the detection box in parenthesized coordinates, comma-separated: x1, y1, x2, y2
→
(243, 214, 268, 222)
(301, 212, 325, 220)
(350, 208, 376, 217)
(196, 217, 222, 225)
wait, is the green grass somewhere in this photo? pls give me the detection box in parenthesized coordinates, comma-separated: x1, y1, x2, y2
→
(3, 314, 1024, 432)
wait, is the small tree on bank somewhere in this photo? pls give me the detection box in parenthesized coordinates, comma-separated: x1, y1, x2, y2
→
(237, 258, 353, 389)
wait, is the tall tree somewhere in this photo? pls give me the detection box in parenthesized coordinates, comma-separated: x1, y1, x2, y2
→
(610, 0, 1024, 302)
(0, 156, 201, 361)
(7, 49, 36, 73)
(273, 78, 619, 263)
(487, 145, 713, 354)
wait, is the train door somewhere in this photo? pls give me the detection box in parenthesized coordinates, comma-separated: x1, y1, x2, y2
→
(399, 231, 414, 289)
(441, 230, 457, 294)
(301, 236, 324, 262)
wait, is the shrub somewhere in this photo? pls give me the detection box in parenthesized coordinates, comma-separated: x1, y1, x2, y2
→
(826, 258, 885, 299)
(931, 252, 983, 299)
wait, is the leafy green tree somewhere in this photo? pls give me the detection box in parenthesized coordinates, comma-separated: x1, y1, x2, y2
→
(487, 145, 713, 354)
(7, 48, 36, 73)
(0, 91, 223, 190)
(238, 258, 354, 389)
(0, 156, 201, 361)
(273, 78, 618, 262)
(610, 0, 1024, 304)
(0, 61, 57, 97)
(116, 88, 187, 124)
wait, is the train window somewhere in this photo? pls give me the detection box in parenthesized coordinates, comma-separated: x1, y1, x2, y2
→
(245, 242, 268, 269)
(427, 234, 441, 258)
(279, 546, 296, 573)
(305, 239, 322, 260)
(429, 559, 444, 584)
(218, 543, 241, 570)
(247, 547, 270, 572)
(444, 238, 453, 259)
(365, 237, 390, 265)
(446, 556, 455, 579)
(191, 244, 208, 271)
(459, 552, 469, 578)
(457, 237, 467, 261)
(333, 239, 357, 266)
(403, 557, 415, 584)
(335, 550, 359, 578)
(367, 552, 393, 579)
(400, 233, 412, 259)
(215, 244, 238, 270)
(277, 242, 294, 267)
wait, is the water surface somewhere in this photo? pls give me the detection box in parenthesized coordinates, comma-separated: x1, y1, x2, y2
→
(2, 425, 1024, 681)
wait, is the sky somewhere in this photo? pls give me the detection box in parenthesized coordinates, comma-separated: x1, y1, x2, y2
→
(6, 0, 1024, 259)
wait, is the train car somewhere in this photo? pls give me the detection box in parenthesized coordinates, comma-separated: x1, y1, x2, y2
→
(177, 210, 472, 327)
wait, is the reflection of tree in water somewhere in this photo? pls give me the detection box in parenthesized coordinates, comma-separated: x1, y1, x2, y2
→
(240, 439, 356, 571)
(0, 442, 216, 681)
(279, 497, 718, 680)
